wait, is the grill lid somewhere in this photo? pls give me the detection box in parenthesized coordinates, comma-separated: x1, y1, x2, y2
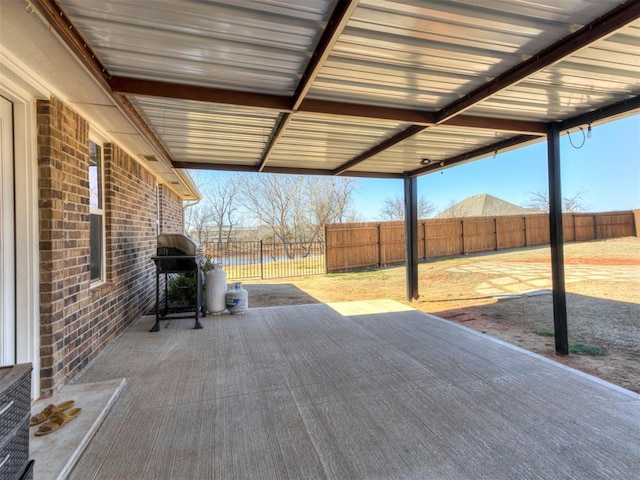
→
(157, 234, 201, 256)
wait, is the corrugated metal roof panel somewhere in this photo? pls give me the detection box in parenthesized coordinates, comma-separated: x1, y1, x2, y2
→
(268, 113, 407, 170)
(129, 96, 279, 164)
(466, 20, 640, 121)
(308, 0, 623, 110)
(58, 0, 338, 94)
(351, 125, 515, 173)
(39, 0, 638, 179)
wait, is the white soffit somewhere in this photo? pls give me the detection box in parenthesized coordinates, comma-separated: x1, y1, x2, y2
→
(0, 0, 200, 199)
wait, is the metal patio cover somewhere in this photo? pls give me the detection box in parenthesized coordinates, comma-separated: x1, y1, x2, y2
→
(32, 0, 640, 186)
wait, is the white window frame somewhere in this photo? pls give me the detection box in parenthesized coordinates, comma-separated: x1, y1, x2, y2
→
(89, 132, 106, 285)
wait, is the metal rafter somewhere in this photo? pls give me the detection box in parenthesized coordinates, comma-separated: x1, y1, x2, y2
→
(110, 76, 547, 133)
(291, 0, 360, 111)
(109, 76, 292, 111)
(172, 160, 402, 179)
(30, 0, 640, 179)
(333, 0, 640, 175)
(334, 126, 427, 176)
(407, 95, 640, 178)
(560, 96, 640, 132)
(299, 99, 436, 125)
(258, 0, 359, 171)
(257, 112, 293, 172)
(408, 135, 541, 177)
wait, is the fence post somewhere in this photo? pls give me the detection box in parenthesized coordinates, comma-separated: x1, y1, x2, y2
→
(423, 221, 427, 260)
(461, 220, 465, 254)
(260, 240, 264, 279)
(323, 224, 328, 274)
(494, 217, 498, 251)
(593, 214, 598, 240)
(523, 216, 528, 247)
(377, 223, 382, 267)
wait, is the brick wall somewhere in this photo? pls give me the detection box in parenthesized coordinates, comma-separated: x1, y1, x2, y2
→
(37, 96, 184, 396)
(159, 185, 184, 234)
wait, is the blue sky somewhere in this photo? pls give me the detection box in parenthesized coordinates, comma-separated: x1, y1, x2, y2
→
(354, 113, 639, 220)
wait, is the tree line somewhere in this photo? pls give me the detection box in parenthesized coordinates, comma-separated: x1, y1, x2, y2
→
(184, 172, 589, 250)
(184, 174, 359, 256)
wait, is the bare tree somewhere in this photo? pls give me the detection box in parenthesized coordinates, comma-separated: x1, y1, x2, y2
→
(305, 176, 359, 241)
(379, 194, 435, 220)
(236, 174, 359, 257)
(184, 173, 241, 246)
(524, 188, 589, 213)
(235, 174, 305, 256)
(562, 189, 590, 213)
(202, 175, 240, 248)
(183, 171, 208, 240)
(184, 202, 214, 242)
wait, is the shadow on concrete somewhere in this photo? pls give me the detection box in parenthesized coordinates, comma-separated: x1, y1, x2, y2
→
(244, 282, 321, 307)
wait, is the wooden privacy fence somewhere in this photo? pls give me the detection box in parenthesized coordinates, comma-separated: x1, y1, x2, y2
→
(325, 211, 636, 273)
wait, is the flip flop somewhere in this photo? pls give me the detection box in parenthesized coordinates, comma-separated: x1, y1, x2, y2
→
(34, 408, 82, 436)
(29, 400, 76, 426)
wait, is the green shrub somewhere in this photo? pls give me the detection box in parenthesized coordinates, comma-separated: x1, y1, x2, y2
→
(168, 273, 199, 305)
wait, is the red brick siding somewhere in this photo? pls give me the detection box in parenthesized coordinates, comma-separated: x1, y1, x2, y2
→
(37, 97, 183, 396)
(37, 97, 91, 395)
(159, 185, 183, 234)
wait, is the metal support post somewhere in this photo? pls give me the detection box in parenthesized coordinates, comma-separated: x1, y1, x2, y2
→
(404, 175, 419, 301)
(547, 122, 569, 355)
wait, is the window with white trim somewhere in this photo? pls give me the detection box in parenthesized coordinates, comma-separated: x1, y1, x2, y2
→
(89, 139, 105, 283)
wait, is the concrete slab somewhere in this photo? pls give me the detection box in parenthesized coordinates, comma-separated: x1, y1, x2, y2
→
(64, 304, 640, 479)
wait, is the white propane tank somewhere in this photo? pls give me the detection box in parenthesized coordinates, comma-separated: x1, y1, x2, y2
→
(205, 263, 227, 314)
(226, 282, 248, 314)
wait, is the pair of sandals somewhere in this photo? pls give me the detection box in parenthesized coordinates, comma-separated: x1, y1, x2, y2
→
(29, 400, 82, 436)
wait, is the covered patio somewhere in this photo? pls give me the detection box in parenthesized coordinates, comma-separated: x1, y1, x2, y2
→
(36, 301, 640, 479)
(22, 0, 640, 359)
(2, 1, 638, 477)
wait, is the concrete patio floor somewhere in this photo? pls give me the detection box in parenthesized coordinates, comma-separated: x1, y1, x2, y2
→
(47, 300, 640, 479)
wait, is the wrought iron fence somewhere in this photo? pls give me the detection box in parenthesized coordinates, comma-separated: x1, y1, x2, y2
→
(202, 240, 326, 279)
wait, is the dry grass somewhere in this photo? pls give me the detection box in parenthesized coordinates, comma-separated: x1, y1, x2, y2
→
(246, 237, 640, 393)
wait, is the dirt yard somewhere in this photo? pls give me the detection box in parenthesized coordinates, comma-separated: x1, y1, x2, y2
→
(244, 237, 640, 393)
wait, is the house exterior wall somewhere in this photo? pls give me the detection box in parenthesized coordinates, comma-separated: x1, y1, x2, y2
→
(37, 96, 183, 396)
(159, 185, 184, 234)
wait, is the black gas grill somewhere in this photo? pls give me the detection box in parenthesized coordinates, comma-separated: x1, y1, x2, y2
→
(150, 234, 205, 332)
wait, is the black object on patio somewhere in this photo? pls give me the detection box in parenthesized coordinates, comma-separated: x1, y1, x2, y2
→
(150, 234, 205, 332)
